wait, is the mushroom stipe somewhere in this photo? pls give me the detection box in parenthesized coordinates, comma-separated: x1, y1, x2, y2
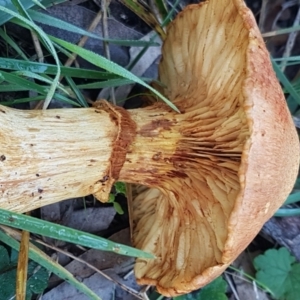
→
(0, 0, 299, 296)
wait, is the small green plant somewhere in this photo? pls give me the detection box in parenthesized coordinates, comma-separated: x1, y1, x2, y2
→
(174, 276, 227, 300)
(108, 182, 127, 214)
(254, 247, 300, 300)
(0, 245, 49, 299)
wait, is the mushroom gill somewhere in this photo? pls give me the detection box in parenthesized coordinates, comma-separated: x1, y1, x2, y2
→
(120, 0, 299, 296)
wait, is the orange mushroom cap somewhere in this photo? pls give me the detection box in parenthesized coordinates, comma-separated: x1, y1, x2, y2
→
(131, 0, 300, 296)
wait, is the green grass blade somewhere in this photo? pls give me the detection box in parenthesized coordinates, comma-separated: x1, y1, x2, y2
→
(40, 0, 67, 7)
(28, 9, 159, 47)
(0, 229, 102, 300)
(84, 38, 159, 47)
(65, 76, 89, 107)
(0, 88, 80, 107)
(76, 79, 135, 89)
(0, 58, 119, 79)
(228, 265, 274, 296)
(0, 95, 45, 105)
(272, 56, 300, 62)
(32, 0, 46, 10)
(0, 28, 28, 60)
(0, 0, 35, 25)
(0, 0, 67, 26)
(14, 70, 69, 95)
(119, 0, 165, 38)
(284, 192, 300, 205)
(126, 0, 181, 73)
(0, 208, 154, 258)
(153, 0, 168, 23)
(0, 71, 80, 106)
(274, 208, 300, 217)
(11, 0, 33, 20)
(293, 178, 300, 190)
(127, 33, 157, 71)
(51, 39, 75, 57)
(28, 9, 101, 40)
(286, 94, 299, 114)
(0, 84, 29, 92)
(0, 6, 61, 109)
(1, 70, 49, 94)
(50, 93, 81, 106)
(272, 60, 300, 106)
(51, 35, 179, 112)
(161, 0, 181, 27)
(126, 0, 180, 72)
(263, 25, 300, 38)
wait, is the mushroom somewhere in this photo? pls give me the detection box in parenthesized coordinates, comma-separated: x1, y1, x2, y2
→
(128, 0, 300, 296)
(0, 0, 299, 296)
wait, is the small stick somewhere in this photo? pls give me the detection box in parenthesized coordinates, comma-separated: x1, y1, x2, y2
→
(33, 237, 143, 299)
(258, 0, 268, 32)
(280, 5, 300, 72)
(100, 0, 116, 104)
(224, 272, 241, 300)
(34, 11, 103, 110)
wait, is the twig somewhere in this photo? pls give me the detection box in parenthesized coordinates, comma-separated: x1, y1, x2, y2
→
(30, 30, 44, 111)
(140, 292, 150, 300)
(293, 115, 300, 128)
(100, 0, 110, 61)
(224, 272, 240, 300)
(31, 30, 44, 63)
(148, 0, 164, 27)
(0, 225, 142, 299)
(225, 268, 273, 295)
(32, 237, 143, 299)
(123, 268, 134, 280)
(34, 11, 103, 110)
(16, 228, 30, 300)
(252, 280, 260, 300)
(100, 0, 116, 104)
(258, 0, 268, 32)
(271, 0, 298, 30)
(60, 10, 103, 77)
(280, 5, 300, 72)
(138, 285, 151, 300)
